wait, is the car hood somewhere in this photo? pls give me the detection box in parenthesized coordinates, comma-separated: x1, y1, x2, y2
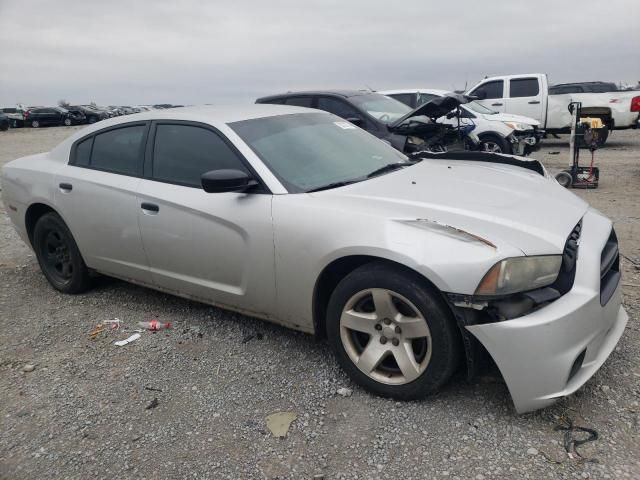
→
(316, 160, 588, 255)
(483, 112, 540, 127)
(389, 94, 468, 129)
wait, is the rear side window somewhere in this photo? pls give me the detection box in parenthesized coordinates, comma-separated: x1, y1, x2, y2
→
(509, 78, 540, 98)
(90, 125, 145, 175)
(152, 124, 247, 187)
(74, 137, 93, 166)
(472, 80, 503, 99)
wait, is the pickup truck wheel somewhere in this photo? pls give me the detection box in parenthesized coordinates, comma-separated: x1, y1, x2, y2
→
(31, 120, 40, 128)
(481, 134, 510, 154)
(326, 262, 461, 400)
(33, 213, 91, 294)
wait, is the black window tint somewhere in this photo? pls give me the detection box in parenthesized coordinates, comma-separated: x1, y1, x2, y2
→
(283, 97, 313, 107)
(74, 137, 93, 166)
(509, 78, 540, 98)
(90, 125, 145, 175)
(388, 93, 415, 107)
(152, 124, 247, 187)
(316, 97, 362, 120)
(472, 80, 503, 99)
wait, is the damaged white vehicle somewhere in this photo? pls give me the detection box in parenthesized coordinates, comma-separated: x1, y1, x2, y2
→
(1, 105, 627, 413)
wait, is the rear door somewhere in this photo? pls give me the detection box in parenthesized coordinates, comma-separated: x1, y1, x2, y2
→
(504, 77, 544, 123)
(55, 122, 152, 283)
(136, 121, 276, 316)
(467, 80, 506, 113)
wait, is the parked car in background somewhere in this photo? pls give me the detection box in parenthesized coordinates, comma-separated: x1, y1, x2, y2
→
(0, 112, 10, 131)
(1, 107, 26, 127)
(466, 74, 640, 142)
(256, 90, 477, 153)
(381, 89, 543, 155)
(24, 107, 79, 128)
(118, 106, 135, 115)
(549, 81, 619, 94)
(70, 106, 108, 124)
(0, 105, 627, 413)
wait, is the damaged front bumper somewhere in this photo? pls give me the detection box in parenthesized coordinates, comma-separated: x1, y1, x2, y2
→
(458, 209, 627, 413)
(510, 130, 542, 156)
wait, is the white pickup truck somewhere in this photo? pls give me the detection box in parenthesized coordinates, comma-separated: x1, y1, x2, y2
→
(466, 73, 640, 141)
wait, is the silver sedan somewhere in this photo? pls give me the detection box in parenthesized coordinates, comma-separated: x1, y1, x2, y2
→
(1, 105, 627, 413)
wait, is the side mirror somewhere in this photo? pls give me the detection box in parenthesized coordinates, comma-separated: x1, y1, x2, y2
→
(345, 117, 363, 127)
(201, 169, 257, 193)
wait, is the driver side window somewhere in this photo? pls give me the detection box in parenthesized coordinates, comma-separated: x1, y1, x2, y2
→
(152, 124, 248, 187)
(316, 97, 365, 126)
(471, 80, 504, 100)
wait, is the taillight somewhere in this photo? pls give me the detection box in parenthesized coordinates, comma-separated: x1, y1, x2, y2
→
(631, 96, 640, 112)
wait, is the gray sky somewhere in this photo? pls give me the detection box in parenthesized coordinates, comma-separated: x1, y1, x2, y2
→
(1, 0, 638, 106)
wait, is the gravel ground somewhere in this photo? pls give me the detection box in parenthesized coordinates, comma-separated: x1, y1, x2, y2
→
(0, 125, 639, 480)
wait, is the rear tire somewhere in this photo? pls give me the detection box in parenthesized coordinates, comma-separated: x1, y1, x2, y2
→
(33, 213, 91, 294)
(326, 262, 461, 400)
(31, 120, 40, 128)
(63, 118, 72, 126)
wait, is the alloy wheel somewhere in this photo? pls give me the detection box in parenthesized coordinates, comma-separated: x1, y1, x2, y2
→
(340, 288, 432, 385)
(483, 141, 502, 153)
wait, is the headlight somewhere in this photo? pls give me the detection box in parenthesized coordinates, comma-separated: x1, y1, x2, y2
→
(475, 255, 562, 296)
(504, 122, 530, 131)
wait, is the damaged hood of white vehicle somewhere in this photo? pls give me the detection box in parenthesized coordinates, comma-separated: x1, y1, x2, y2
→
(319, 159, 588, 255)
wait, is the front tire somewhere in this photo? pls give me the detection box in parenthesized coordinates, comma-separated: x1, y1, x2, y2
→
(33, 213, 91, 293)
(63, 118, 72, 126)
(480, 134, 510, 154)
(326, 262, 461, 400)
(31, 120, 40, 128)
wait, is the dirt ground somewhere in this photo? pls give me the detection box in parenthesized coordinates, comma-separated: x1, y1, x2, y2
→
(0, 125, 639, 480)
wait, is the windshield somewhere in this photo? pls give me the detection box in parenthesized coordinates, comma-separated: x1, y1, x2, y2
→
(230, 112, 408, 193)
(349, 94, 411, 124)
(466, 101, 497, 115)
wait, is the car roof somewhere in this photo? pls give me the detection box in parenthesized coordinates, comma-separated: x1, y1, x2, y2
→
(380, 88, 451, 96)
(257, 90, 373, 102)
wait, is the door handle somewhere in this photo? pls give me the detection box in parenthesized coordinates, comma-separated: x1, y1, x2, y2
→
(491, 102, 503, 106)
(141, 202, 159, 214)
(528, 100, 541, 104)
(59, 182, 72, 192)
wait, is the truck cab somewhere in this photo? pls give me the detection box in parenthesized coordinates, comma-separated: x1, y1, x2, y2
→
(466, 74, 547, 126)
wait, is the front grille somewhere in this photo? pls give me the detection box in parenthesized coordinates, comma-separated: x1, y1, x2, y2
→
(600, 229, 620, 305)
(552, 221, 582, 295)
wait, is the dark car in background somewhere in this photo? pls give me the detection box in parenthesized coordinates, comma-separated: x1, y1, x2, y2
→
(0, 112, 10, 131)
(256, 90, 471, 154)
(24, 107, 81, 128)
(69, 105, 108, 124)
(549, 81, 619, 95)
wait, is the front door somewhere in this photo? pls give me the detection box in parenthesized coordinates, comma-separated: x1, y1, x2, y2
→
(136, 121, 276, 317)
(467, 79, 506, 113)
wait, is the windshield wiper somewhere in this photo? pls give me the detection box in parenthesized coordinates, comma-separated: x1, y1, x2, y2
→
(366, 162, 412, 179)
(306, 179, 363, 193)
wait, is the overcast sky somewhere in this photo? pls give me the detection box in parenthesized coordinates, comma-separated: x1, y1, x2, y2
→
(1, 0, 638, 106)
